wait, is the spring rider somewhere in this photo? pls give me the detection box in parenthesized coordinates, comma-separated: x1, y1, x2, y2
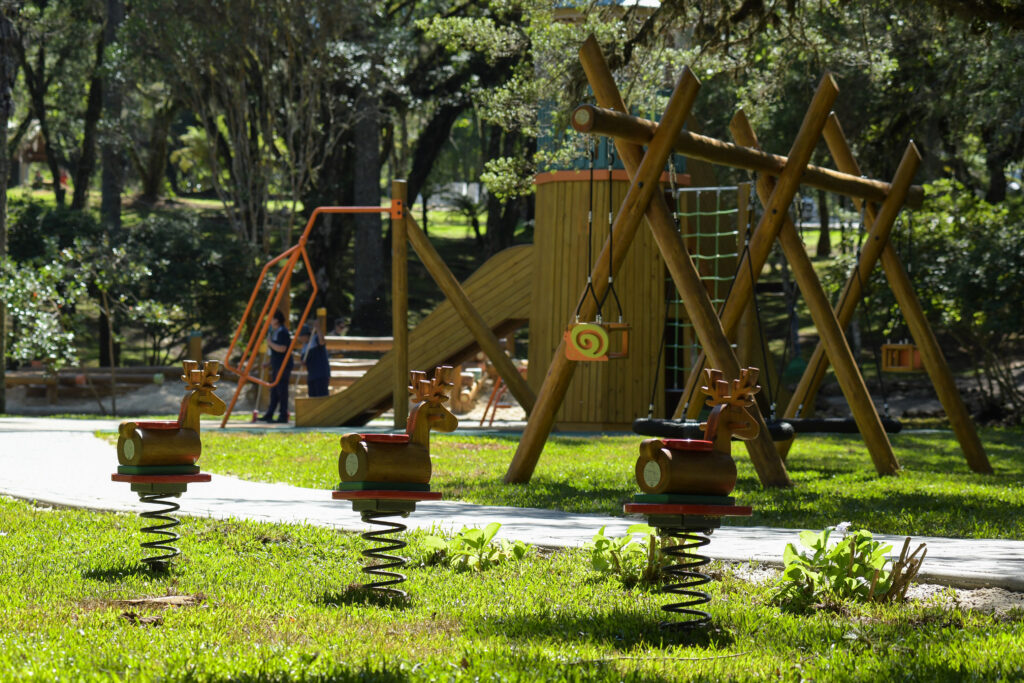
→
(111, 360, 225, 569)
(626, 367, 760, 629)
(333, 366, 456, 599)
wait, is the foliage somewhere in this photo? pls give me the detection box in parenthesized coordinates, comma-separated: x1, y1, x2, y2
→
(586, 524, 660, 587)
(122, 211, 256, 350)
(845, 179, 1024, 423)
(773, 525, 925, 612)
(0, 258, 83, 369)
(194, 429, 1024, 540)
(904, 180, 1024, 422)
(6, 197, 104, 264)
(3, 496, 1024, 681)
(423, 522, 530, 571)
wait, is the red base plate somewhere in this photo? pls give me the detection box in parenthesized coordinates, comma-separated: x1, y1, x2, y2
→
(111, 473, 212, 484)
(332, 490, 442, 502)
(624, 502, 752, 516)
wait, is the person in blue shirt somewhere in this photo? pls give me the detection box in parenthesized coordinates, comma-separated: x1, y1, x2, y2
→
(260, 310, 293, 423)
(298, 321, 331, 397)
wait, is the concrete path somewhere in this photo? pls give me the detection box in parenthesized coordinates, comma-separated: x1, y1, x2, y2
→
(1, 418, 1022, 591)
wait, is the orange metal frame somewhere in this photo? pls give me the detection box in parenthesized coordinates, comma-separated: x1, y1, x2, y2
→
(220, 202, 405, 427)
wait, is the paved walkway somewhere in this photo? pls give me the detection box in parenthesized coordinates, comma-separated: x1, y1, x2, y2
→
(2, 418, 1022, 591)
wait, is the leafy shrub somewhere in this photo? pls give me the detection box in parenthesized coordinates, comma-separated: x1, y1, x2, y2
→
(423, 522, 531, 571)
(825, 180, 1024, 423)
(0, 258, 83, 369)
(123, 211, 255, 343)
(773, 524, 926, 612)
(586, 524, 661, 588)
(7, 197, 104, 264)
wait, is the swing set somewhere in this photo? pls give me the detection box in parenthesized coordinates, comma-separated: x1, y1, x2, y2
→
(504, 35, 992, 488)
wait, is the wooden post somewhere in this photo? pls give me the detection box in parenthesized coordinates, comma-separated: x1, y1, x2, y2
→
(392, 180, 409, 429)
(814, 118, 991, 474)
(404, 213, 536, 414)
(571, 104, 924, 209)
(734, 183, 758, 370)
(187, 331, 203, 362)
(573, 38, 790, 488)
(779, 128, 921, 454)
(673, 76, 840, 421)
(504, 38, 701, 485)
(731, 112, 900, 476)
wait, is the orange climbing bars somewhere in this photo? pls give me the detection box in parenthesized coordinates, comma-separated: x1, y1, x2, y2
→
(220, 202, 405, 427)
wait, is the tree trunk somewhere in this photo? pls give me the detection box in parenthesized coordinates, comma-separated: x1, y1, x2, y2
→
(304, 128, 356, 323)
(71, 33, 105, 211)
(350, 93, 387, 335)
(102, 292, 117, 416)
(0, 13, 17, 414)
(100, 0, 125, 230)
(984, 151, 1008, 203)
(816, 188, 830, 258)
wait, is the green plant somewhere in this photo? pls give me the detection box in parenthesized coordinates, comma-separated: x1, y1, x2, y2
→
(586, 524, 661, 587)
(423, 522, 530, 571)
(773, 524, 927, 611)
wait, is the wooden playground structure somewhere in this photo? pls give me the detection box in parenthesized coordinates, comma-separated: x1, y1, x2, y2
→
(216, 34, 990, 491)
(503, 36, 991, 487)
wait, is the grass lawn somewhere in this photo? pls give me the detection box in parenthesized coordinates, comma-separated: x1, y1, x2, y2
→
(195, 428, 1024, 540)
(1, 495, 1022, 681)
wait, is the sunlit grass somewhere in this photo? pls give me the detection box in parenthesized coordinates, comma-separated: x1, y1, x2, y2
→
(1, 496, 1021, 681)
(195, 427, 1024, 540)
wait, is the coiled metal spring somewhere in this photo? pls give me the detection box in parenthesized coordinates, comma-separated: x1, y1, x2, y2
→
(659, 527, 713, 629)
(359, 510, 409, 598)
(138, 493, 181, 569)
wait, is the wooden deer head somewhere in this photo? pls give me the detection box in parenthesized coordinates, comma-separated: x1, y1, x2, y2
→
(180, 360, 227, 431)
(406, 366, 459, 443)
(700, 367, 761, 452)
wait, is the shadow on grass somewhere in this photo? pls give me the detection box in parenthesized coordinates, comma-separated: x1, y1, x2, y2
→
(440, 477, 633, 515)
(83, 559, 175, 582)
(473, 607, 737, 650)
(316, 585, 412, 610)
(181, 666, 410, 683)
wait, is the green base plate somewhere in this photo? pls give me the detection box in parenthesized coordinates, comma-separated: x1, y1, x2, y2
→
(633, 493, 735, 505)
(117, 465, 200, 475)
(335, 481, 430, 492)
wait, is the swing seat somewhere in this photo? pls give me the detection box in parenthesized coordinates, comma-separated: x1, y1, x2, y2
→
(564, 321, 629, 362)
(881, 343, 923, 373)
(632, 417, 795, 442)
(785, 416, 903, 434)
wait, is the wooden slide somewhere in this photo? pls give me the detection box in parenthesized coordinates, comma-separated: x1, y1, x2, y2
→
(294, 244, 533, 427)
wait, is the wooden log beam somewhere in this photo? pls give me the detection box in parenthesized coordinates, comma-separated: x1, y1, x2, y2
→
(571, 104, 924, 209)
(815, 118, 991, 474)
(779, 120, 920, 456)
(405, 213, 536, 414)
(392, 180, 409, 429)
(504, 36, 701, 485)
(322, 336, 394, 353)
(575, 37, 789, 487)
(732, 111, 900, 476)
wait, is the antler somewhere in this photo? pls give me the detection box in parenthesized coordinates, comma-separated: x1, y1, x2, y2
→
(201, 360, 221, 389)
(728, 367, 760, 407)
(700, 368, 730, 407)
(408, 366, 454, 405)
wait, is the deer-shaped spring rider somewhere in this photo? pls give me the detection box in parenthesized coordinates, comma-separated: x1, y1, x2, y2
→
(625, 367, 759, 630)
(332, 366, 455, 599)
(111, 360, 223, 570)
